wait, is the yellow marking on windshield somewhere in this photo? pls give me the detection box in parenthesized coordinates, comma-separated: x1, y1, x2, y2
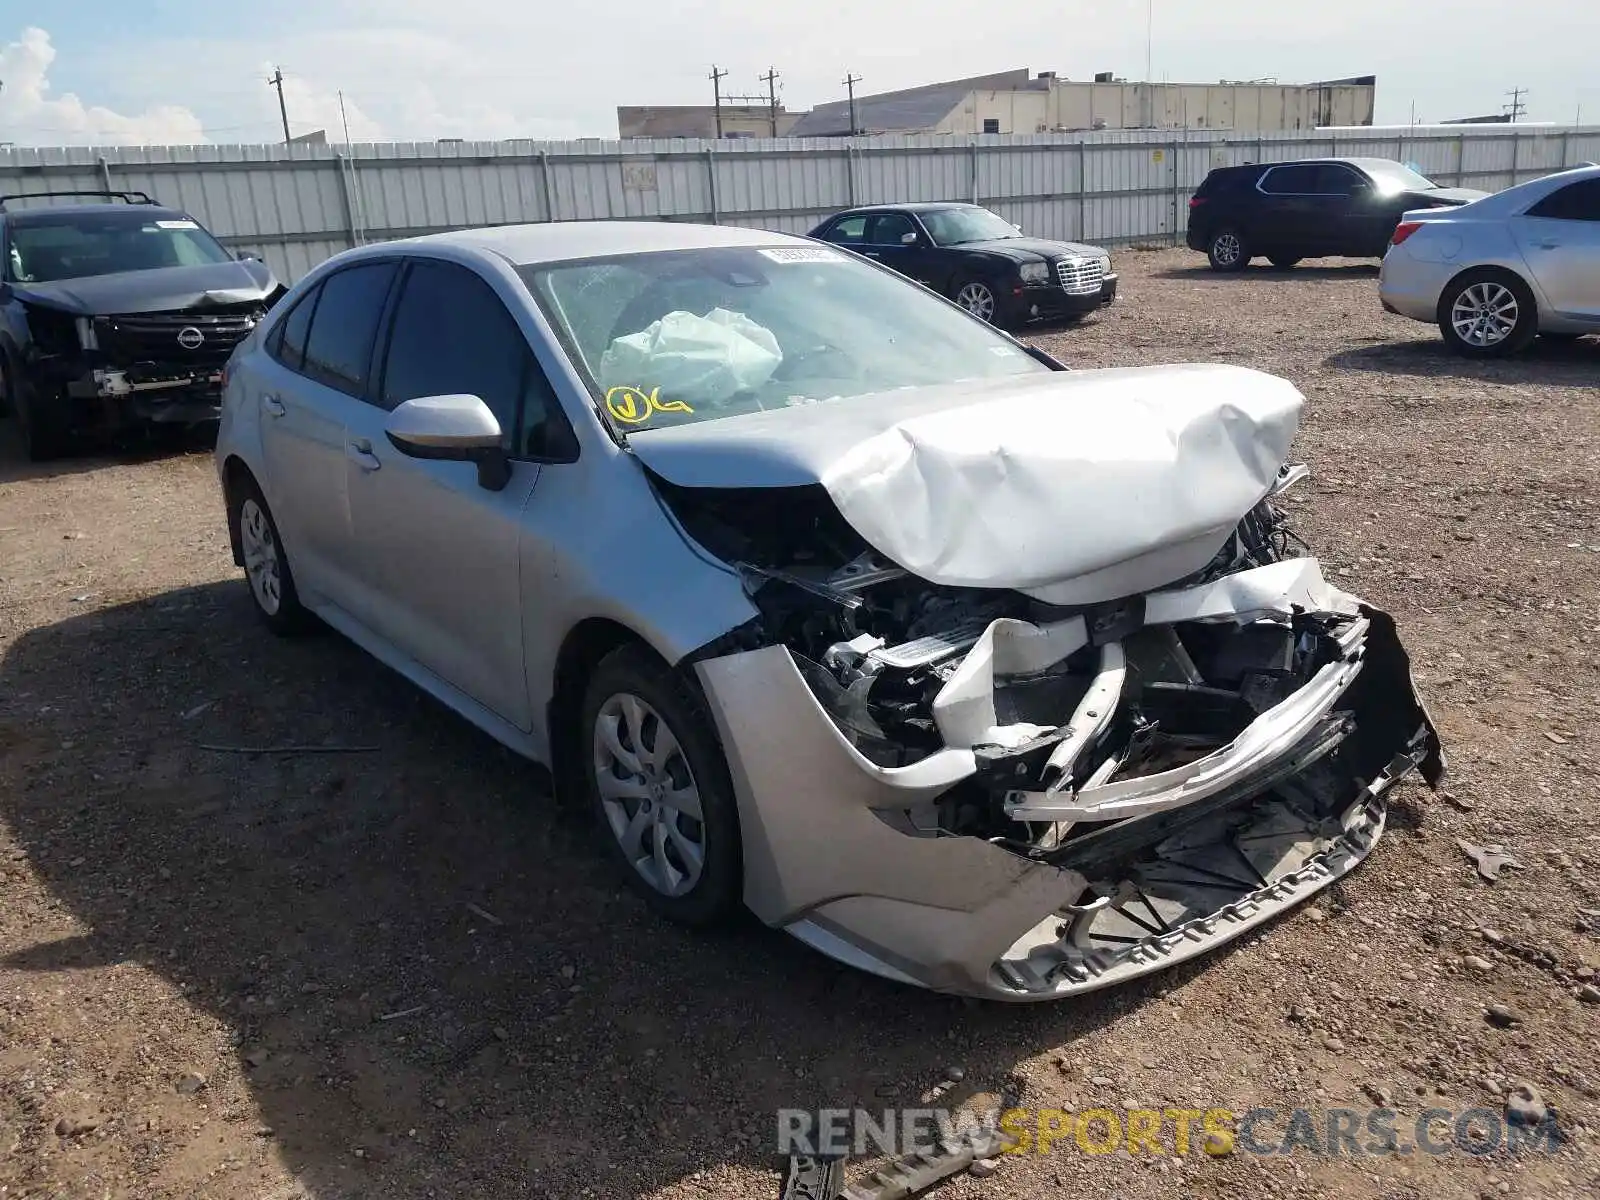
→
(605, 385, 693, 424)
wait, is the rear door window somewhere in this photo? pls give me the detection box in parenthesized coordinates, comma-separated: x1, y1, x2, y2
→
(1527, 179, 1600, 222)
(1258, 165, 1321, 195)
(823, 216, 868, 245)
(298, 261, 399, 397)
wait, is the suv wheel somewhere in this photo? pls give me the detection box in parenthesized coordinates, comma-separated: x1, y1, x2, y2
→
(1208, 229, 1249, 271)
(1438, 268, 1538, 358)
(581, 644, 742, 927)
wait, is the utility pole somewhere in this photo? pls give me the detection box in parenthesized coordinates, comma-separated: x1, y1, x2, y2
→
(760, 67, 781, 137)
(842, 73, 862, 135)
(268, 67, 291, 142)
(708, 65, 728, 138)
(1504, 87, 1528, 123)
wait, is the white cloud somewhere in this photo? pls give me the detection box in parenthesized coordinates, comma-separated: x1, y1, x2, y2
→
(0, 26, 207, 146)
(270, 66, 386, 142)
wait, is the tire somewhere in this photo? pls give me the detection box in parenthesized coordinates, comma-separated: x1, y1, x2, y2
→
(1437, 268, 1538, 359)
(951, 277, 1002, 325)
(227, 473, 312, 635)
(1207, 228, 1249, 271)
(1267, 256, 1302, 270)
(14, 379, 73, 462)
(580, 644, 743, 927)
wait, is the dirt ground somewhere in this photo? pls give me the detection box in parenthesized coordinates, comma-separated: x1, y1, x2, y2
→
(1, 248, 1597, 1200)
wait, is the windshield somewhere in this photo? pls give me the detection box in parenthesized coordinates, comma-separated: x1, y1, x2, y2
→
(6, 211, 236, 283)
(919, 207, 1022, 246)
(1361, 161, 1438, 194)
(521, 245, 1048, 431)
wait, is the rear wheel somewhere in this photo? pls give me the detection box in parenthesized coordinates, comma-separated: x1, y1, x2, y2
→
(1207, 228, 1249, 271)
(1438, 268, 1538, 358)
(1267, 255, 1302, 270)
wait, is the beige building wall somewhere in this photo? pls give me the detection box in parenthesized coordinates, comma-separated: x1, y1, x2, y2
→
(617, 106, 800, 138)
(937, 81, 1375, 135)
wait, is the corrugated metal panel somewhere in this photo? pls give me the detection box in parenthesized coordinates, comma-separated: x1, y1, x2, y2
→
(6, 127, 1593, 280)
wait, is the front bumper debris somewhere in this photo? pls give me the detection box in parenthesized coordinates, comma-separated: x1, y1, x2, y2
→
(694, 557, 1442, 1001)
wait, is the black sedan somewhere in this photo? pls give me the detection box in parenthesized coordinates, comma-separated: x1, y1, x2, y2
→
(808, 203, 1116, 328)
(1185, 157, 1487, 271)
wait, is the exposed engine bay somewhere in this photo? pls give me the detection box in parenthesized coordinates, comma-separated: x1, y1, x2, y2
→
(664, 461, 1444, 997)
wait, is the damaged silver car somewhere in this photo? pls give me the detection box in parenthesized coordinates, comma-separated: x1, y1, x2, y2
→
(215, 221, 1444, 1001)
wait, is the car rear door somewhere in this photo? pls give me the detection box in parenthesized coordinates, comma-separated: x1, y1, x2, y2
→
(1514, 178, 1600, 321)
(253, 261, 397, 608)
(339, 258, 551, 729)
(1254, 164, 1331, 255)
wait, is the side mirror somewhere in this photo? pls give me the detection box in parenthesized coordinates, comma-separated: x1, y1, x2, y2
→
(237, 250, 263, 262)
(1012, 223, 1023, 232)
(385, 394, 511, 491)
(900, 231, 919, 246)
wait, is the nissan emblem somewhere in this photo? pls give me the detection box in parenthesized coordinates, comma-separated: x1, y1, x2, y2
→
(176, 326, 205, 350)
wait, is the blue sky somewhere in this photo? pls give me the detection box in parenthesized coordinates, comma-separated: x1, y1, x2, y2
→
(3, 1, 1598, 145)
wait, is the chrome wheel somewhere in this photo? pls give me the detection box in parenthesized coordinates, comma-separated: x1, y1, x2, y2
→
(592, 692, 705, 898)
(1450, 282, 1520, 348)
(1211, 232, 1242, 267)
(239, 497, 282, 616)
(955, 281, 997, 322)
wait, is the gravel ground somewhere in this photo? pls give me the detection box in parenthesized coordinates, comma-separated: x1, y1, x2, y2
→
(1, 248, 1598, 1200)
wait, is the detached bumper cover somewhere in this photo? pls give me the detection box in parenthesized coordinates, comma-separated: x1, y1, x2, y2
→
(694, 558, 1442, 1001)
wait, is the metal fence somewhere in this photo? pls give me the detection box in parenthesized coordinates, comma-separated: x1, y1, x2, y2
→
(4, 125, 1597, 283)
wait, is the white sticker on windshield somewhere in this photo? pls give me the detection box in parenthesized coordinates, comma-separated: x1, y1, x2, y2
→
(757, 246, 846, 264)
(154, 219, 198, 230)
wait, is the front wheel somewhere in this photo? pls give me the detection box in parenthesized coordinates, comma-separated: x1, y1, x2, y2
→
(14, 380, 73, 462)
(581, 645, 743, 927)
(952, 277, 1001, 324)
(228, 474, 312, 635)
(1438, 269, 1538, 358)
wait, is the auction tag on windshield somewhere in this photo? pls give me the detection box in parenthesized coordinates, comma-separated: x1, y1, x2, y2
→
(154, 220, 199, 230)
(757, 246, 845, 264)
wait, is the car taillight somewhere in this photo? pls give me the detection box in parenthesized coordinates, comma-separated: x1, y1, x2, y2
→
(1390, 222, 1425, 247)
(1188, 196, 1207, 209)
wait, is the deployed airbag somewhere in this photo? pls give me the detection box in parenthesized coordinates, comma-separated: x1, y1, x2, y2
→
(600, 307, 782, 407)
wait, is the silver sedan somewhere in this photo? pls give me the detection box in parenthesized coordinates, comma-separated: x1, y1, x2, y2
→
(215, 221, 1442, 1000)
(1380, 164, 1600, 356)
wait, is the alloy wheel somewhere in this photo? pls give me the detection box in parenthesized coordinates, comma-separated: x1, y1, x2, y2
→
(1212, 232, 1242, 266)
(592, 692, 706, 898)
(239, 498, 283, 616)
(1449, 282, 1519, 348)
(955, 281, 997, 322)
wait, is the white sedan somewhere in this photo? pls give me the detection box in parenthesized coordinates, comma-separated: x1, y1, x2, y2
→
(215, 220, 1443, 1000)
(1380, 164, 1600, 356)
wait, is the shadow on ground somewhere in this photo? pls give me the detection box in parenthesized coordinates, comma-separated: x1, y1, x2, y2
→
(0, 416, 217, 485)
(0, 584, 1204, 1198)
(1151, 261, 1382, 281)
(1326, 336, 1600, 387)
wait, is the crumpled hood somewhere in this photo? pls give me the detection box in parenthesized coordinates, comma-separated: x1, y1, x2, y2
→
(630, 363, 1303, 604)
(11, 259, 277, 316)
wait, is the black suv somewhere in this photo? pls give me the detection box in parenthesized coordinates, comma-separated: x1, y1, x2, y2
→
(809, 202, 1116, 328)
(0, 190, 284, 460)
(1185, 158, 1486, 272)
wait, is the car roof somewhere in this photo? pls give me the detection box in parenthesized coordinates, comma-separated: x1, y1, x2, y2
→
(4, 203, 192, 223)
(831, 202, 982, 216)
(402, 220, 811, 267)
(1213, 157, 1412, 174)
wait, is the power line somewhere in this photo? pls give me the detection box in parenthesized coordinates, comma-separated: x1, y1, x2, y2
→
(268, 67, 291, 142)
(1504, 87, 1528, 122)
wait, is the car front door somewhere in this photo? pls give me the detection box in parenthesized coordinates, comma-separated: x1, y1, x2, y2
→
(254, 261, 398, 608)
(340, 257, 565, 729)
(1254, 164, 1331, 256)
(861, 212, 932, 284)
(1320, 164, 1394, 255)
(1514, 178, 1600, 321)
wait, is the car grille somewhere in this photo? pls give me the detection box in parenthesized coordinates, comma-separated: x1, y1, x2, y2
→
(1056, 257, 1107, 296)
(100, 306, 262, 368)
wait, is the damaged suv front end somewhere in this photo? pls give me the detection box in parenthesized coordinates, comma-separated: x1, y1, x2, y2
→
(0, 191, 282, 460)
(622, 366, 1443, 1001)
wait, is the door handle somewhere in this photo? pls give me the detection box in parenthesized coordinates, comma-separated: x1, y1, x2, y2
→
(864, 250, 881, 257)
(1536, 239, 1560, 249)
(262, 394, 286, 418)
(346, 439, 381, 472)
